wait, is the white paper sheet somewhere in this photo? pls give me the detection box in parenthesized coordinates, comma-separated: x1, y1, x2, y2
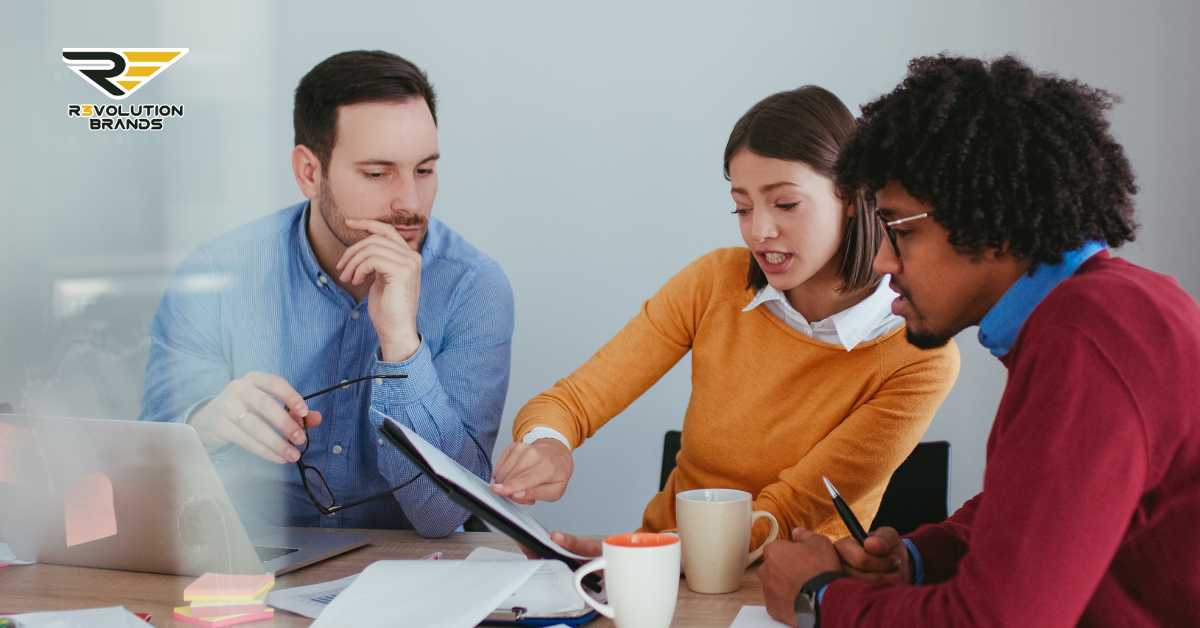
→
(2, 606, 150, 627)
(266, 573, 359, 619)
(0, 542, 34, 565)
(730, 605, 790, 628)
(392, 421, 587, 560)
(311, 559, 541, 628)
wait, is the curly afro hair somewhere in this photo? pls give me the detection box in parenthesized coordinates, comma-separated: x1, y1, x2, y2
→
(836, 54, 1138, 266)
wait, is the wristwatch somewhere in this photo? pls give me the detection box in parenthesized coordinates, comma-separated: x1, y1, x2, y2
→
(794, 571, 843, 628)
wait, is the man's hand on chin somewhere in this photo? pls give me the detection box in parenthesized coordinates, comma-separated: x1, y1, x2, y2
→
(339, 218, 424, 362)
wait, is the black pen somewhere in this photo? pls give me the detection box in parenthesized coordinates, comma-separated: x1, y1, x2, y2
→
(823, 475, 868, 544)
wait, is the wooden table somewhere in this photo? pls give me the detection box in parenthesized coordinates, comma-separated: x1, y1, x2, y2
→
(0, 529, 765, 627)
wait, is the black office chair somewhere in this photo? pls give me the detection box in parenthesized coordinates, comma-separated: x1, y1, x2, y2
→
(659, 431, 950, 535)
(659, 430, 682, 490)
(870, 441, 950, 535)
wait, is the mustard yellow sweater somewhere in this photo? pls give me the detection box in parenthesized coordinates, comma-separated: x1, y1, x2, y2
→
(513, 249, 959, 546)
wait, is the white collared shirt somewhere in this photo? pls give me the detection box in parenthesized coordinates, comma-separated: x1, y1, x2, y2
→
(741, 275, 904, 352)
(521, 276, 905, 451)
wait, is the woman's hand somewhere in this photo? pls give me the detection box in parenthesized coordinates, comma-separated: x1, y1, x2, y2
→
(490, 439, 574, 505)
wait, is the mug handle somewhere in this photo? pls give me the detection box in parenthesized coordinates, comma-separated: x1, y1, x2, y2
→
(746, 510, 780, 565)
(572, 557, 614, 618)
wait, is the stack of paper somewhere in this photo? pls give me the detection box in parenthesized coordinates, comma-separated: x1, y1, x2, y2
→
(173, 573, 275, 627)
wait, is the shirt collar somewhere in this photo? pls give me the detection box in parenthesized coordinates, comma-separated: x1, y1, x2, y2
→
(295, 201, 326, 288)
(743, 275, 901, 351)
(978, 241, 1107, 358)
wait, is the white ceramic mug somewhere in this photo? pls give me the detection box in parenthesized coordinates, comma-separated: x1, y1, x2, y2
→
(572, 532, 681, 628)
(675, 488, 779, 593)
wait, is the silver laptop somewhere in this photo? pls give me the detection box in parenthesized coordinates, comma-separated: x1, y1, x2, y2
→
(0, 414, 367, 575)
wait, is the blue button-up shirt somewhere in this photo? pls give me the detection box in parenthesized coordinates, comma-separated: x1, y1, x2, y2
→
(139, 201, 513, 537)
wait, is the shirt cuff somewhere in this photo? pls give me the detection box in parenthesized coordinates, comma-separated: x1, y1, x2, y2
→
(372, 340, 438, 406)
(181, 396, 215, 425)
(182, 396, 236, 456)
(902, 538, 925, 585)
(521, 426, 572, 450)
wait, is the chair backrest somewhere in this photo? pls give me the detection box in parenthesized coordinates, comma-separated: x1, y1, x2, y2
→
(870, 441, 951, 535)
(0, 403, 12, 413)
(659, 430, 682, 491)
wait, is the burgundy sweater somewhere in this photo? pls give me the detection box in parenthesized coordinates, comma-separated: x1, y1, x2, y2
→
(823, 255, 1200, 626)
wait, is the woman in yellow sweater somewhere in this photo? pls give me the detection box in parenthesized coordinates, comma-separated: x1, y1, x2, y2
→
(491, 86, 959, 552)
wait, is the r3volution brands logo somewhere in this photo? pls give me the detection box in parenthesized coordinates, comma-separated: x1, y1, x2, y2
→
(62, 48, 187, 99)
(62, 48, 188, 131)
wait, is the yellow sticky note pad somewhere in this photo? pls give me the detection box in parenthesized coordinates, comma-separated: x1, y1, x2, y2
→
(184, 572, 275, 603)
(63, 471, 118, 547)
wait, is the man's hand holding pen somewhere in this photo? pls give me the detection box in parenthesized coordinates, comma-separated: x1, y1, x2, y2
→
(834, 526, 911, 585)
(758, 475, 918, 625)
(821, 474, 912, 585)
(759, 526, 913, 626)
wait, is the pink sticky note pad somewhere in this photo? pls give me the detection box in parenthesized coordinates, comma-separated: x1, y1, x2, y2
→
(189, 604, 267, 618)
(173, 606, 274, 627)
(63, 471, 118, 547)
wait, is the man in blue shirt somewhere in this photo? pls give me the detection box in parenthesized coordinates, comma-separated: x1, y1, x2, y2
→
(139, 50, 513, 537)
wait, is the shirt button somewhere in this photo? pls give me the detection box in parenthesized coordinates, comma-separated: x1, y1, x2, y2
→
(350, 310, 360, 320)
(332, 444, 344, 455)
(339, 379, 349, 388)
(317, 275, 328, 286)
(377, 438, 384, 446)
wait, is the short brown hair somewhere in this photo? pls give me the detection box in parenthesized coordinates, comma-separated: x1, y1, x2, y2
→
(294, 50, 437, 169)
(724, 86, 880, 293)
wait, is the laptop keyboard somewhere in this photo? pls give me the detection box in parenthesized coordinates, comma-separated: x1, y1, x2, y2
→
(254, 545, 299, 562)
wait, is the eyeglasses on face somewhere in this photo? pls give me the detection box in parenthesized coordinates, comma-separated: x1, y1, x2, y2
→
(877, 212, 931, 260)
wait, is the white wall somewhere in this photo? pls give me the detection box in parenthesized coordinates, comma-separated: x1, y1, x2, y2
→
(4, 0, 1197, 535)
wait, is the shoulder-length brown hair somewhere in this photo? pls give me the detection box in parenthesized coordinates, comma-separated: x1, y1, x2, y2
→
(723, 86, 880, 293)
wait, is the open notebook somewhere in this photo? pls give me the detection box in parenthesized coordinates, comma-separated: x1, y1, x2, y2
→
(469, 547, 594, 623)
(379, 418, 602, 593)
(268, 549, 595, 625)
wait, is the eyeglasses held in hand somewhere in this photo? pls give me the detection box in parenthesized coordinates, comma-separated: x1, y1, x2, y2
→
(293, 374, 421, 516)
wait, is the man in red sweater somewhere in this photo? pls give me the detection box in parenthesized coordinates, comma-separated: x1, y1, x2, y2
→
(759, 55, 1200, 626)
